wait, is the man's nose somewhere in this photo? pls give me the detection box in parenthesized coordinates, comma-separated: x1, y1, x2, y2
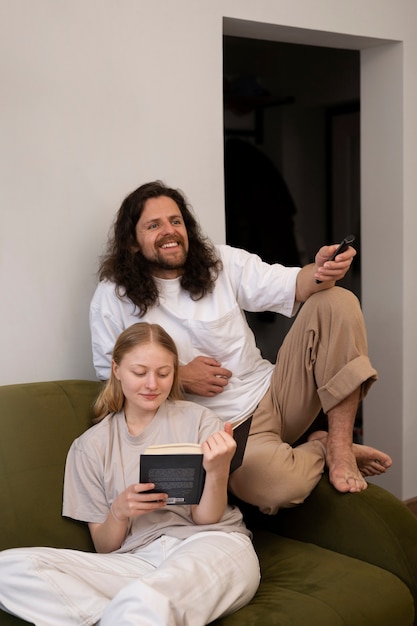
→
(160, 220, 176, 235)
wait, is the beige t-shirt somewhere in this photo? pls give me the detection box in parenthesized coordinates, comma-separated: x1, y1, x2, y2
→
(63, 400, 250, 553)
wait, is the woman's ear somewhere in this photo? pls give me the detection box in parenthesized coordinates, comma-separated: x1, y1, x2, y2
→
(112, 359, 120, 380)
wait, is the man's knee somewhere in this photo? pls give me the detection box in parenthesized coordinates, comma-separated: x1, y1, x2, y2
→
(307, 286, 360, 315)
(298, 287, 366, 340)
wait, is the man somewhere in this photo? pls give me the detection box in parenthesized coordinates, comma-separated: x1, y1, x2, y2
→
(90, 180, 392, 514)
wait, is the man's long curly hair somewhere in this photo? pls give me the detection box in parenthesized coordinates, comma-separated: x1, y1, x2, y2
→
(98, 181, 223, 316)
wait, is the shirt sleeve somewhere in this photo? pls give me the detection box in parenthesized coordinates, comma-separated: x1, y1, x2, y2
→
(89, 281, 126, 381)
(62, 439, 110, 524)
(218, 244, 301, 317)
(197, 408, 225, 443)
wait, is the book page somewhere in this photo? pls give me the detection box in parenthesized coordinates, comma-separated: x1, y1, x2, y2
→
(143, 443, 202, 455)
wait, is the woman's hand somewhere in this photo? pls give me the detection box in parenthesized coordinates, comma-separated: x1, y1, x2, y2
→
(191, 423, 236, 526)
(89, 483, 168, 553)
(111, 483, 168, 522)
(201, 422, 236, 475)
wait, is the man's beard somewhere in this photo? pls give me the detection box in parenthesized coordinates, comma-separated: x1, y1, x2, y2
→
(149, 257, 185, 271)
(149, 245, 187, 271)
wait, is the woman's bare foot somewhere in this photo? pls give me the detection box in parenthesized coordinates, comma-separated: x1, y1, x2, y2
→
(308, 430, 392, 493)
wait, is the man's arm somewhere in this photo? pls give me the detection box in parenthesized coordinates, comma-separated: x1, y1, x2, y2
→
(295, 243, 356, 303)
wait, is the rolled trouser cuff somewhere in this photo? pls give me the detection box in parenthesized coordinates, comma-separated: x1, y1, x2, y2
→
(317, 355, 378, 414)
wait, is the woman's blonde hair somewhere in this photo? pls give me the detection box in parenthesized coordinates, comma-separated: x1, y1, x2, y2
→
(93, 322, 183, 421)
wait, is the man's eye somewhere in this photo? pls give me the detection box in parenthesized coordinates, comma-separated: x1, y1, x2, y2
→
(172, 219, 182, 226)
(148, 223, 159, 230)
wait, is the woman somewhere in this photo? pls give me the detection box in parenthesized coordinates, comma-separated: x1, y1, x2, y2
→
(0, 322, 260, 626)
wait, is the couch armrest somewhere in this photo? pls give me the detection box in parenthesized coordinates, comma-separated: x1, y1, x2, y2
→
(267, 474, 417, 610)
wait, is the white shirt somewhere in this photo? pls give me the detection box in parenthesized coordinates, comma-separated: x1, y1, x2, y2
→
(90, 244, 301, 423)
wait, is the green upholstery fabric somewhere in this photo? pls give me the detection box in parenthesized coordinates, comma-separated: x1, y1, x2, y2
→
(212, 533, 414, 626)
(277, 475, 417, 612)
(0, 380, 416, 626)
(0, 381, 99, 553)
(234, 476, 417, 619)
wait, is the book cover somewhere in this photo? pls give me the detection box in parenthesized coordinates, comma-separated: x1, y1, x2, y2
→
(139, 415, 252, 505)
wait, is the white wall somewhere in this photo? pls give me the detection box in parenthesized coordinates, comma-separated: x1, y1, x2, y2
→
(1, 0, 417, 500)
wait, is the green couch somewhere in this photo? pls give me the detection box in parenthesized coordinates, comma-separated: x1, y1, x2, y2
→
(1, 380, 417, 625)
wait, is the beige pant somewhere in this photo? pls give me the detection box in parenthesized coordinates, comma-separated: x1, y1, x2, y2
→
(229, 287, 378, 515)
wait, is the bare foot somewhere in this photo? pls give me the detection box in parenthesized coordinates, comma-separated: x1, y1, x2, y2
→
(308, 430, 392, 493)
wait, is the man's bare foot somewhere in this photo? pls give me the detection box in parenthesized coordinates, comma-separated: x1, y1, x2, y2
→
(308, 430, 393, 494)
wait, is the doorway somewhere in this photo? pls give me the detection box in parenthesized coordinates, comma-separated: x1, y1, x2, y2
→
(223, 35, 362, 440)
(223, 35, 360, 342)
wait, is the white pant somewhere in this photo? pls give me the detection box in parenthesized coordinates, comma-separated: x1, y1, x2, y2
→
(0, 531, 260, 626)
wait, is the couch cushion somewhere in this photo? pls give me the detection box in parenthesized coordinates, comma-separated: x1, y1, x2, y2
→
(276, 474, 417, 614)
(211, 531, 415, 626)
(0, 380, 100, 552)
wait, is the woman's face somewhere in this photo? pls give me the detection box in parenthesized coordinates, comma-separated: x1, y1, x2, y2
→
(112, 342, 175, 419)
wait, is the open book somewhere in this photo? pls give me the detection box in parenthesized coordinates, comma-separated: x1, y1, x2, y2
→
(139, 415, 252, 505)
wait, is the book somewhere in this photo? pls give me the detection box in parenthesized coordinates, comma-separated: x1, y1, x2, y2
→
(139, 415, 252, 505)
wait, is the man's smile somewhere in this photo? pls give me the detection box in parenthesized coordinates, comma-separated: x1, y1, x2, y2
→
(160, 241, 180, 249)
